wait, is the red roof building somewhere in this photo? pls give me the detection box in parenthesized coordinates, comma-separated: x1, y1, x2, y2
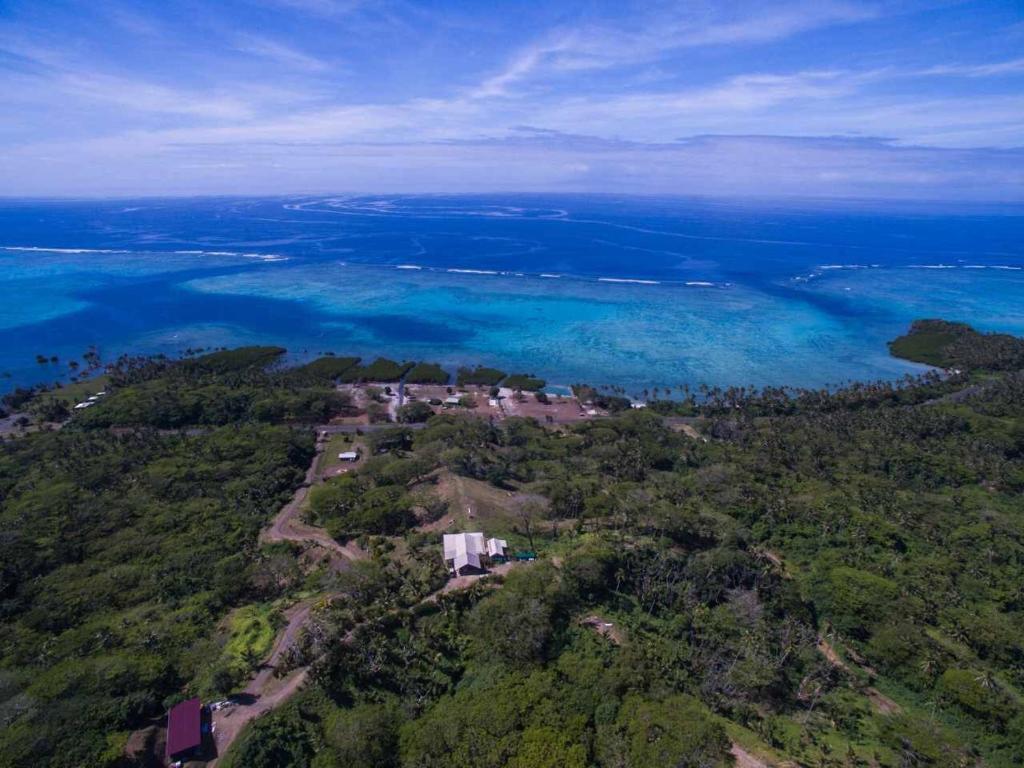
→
(166, 697, 202, 762)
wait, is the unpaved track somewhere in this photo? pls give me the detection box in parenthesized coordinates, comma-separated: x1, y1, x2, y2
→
(208, 432, 358, 764)
(208, 427, 529, 764)
(259, 437, 366, 562)
(208, 602, 313, 765)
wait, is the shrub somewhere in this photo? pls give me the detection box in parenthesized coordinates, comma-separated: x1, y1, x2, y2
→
(456, 366, 506, 386)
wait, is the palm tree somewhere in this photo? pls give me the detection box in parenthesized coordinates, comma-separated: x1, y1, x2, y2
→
(974, 670, 999, 690)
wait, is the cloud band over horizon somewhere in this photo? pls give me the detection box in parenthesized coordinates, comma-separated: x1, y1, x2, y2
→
(1, 0, 1023, 200)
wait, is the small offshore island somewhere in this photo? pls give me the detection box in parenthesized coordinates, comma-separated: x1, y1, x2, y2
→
(1, 319, 1023, 768)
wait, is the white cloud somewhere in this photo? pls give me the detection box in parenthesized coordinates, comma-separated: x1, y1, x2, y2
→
(233, 34, 332, 73)
(914, 57, 1024, 78)
(55, 72, 257, 120)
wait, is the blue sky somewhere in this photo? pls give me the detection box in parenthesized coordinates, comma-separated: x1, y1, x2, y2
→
(1, 0, 1023, 199)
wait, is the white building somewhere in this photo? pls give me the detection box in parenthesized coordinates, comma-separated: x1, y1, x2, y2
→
(442, 532, 509, 574)
(486, 537, 508, 559)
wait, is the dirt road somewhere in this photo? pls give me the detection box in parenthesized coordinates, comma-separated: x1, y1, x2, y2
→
(207, 435, 358, 764)
(208, 601, 313, 765)
(259, 437, 366, 563)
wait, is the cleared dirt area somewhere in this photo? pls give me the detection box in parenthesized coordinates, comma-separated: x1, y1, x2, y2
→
(817, 634, 902, 716)
(402, 383, 502, 419)
(731, 743, 773, 768)
(580, 614, 625, 645)
(500, 387, 595, 422)
(338, 381, 600, 425)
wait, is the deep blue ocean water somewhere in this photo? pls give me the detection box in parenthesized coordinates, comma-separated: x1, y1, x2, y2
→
(2, 195, 1022, 396)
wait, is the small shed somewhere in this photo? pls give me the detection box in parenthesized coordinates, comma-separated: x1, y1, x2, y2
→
(444, 395, 462, 407)
(486, 537, 508, 561)
(338, 450, 359, 462)
(166, 698, 202, 763)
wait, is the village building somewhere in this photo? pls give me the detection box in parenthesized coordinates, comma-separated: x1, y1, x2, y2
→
(338, 450, 359, 462)
(442, 532, 509, 574)
(487, 536, 509, 562)
(166, 697, 203, 764)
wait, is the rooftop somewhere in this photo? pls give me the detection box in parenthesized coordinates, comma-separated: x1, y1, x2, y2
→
(166, 697, 202, 758)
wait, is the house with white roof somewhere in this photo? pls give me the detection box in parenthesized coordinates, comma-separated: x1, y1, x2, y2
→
(442, 532, 509, 575)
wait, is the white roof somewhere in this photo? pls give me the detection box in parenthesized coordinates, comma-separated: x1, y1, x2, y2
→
(453, 551, 482, 571)
(486, 538, 508, 557)
(444, 396, 461, 404)
(74, 402, 94, 409)
(338, 451, 359, 460)
(443, 532, 485, 560)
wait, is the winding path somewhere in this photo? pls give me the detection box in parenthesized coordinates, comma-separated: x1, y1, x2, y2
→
(208, 430, 360, 764)
(207, 424, 528, 764)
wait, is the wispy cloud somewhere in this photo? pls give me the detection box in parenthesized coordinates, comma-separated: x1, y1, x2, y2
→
(233, 34, 332, 72)
(462, 2, 879, 101)
(915, 57, 1024, 78)
(259, 0, 367, 17)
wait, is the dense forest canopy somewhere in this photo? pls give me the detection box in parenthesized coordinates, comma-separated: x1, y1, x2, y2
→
(1, 323, 1022, 768)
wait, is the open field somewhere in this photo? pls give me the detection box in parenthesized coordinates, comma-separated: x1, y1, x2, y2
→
(33, 373, 110, 404)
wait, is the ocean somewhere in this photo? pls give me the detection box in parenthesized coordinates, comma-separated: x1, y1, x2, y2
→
(2, 194, 1022, 397)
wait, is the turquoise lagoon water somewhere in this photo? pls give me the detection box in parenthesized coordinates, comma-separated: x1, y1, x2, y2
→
(1, 196, 1022, 396)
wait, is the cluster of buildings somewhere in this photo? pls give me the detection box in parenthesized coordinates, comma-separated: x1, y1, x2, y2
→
(72, 390, 106, 410)
(442, 531, 508, 575)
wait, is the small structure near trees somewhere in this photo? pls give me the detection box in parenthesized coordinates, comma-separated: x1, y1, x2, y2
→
(166, 697, 203, 764)
(442, 532, 508, 575)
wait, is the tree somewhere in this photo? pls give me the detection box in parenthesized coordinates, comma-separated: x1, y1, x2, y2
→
(398, 401, 434, 423)
(614, 695, 731, 768)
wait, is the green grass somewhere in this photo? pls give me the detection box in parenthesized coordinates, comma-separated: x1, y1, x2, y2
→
(317, 433, 361, 474)
(34, 374, 110, 404)
(223, 603, 280, 670)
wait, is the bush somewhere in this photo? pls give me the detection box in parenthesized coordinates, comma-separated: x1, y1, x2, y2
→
(812, 565, 901, 638)
(342, 358, 413, 383)
(612, 695, 731, 768)
(405, 362, 449, 384)
(397, 401, 434, 423)
(456, 366, 506, 386)
(504, 374, 546, 391)
(294, 356, 360, 381)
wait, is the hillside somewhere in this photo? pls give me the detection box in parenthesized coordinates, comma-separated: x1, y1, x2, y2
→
(1, 325, 1022, 768)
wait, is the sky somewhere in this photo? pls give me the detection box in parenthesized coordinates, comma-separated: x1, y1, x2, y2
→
(1, 0, 1023, 200)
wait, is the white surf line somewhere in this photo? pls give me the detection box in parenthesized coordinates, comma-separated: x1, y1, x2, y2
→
(550, 217, 1024, 259)
(2, 246, 132, 254)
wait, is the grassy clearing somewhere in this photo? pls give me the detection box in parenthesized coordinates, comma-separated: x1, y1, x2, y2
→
(34, 374, 110, 404)
(317, 433, 363, 475)
(223, 603, 281, 670)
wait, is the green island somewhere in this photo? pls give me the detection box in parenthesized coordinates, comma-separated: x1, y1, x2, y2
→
(1, 320, 1023, 768)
